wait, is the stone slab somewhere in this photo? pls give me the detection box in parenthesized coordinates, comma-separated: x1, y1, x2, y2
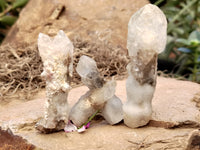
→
(152, 77, 200, 126)
(18, 124, 192, 150)
(0, 77, 199, 149)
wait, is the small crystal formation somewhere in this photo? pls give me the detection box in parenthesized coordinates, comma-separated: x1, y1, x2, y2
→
(127, 4, 167, 56)
(70, 55, 123, 126)
(76, 55, 104, 89)
(123, 4, 167, 128)
(35, 30, 73, 133)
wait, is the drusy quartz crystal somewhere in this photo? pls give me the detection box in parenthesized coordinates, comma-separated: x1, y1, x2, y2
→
(35, 30, 73, 133)
(123, 4, 167, 128)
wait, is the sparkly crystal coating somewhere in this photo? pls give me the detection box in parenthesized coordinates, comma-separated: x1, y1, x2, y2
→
(35, 30, 73, 133)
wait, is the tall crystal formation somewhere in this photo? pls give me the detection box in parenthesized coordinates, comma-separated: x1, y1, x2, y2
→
(123, 4, 167, 128)
(35, 30, 73, 133)
(70, 56, 123, 126)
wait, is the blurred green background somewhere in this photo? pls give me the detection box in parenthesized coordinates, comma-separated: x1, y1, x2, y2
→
(0, 0, 199, 83)
(153, 0, 200, 83)
(0, 0, 28, 42)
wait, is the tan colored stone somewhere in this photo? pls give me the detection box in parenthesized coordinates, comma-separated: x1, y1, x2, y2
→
(0, 77, 199, 149)
(152, 77, 200, 127)
(19, 124, 191, 150)
(2, 0, 148, 49)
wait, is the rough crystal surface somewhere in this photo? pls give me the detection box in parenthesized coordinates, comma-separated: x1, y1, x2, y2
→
(36, 30, 73, 133)
(123, 4, 167, 128)
(76, 55, 98, 79)
(76, 55, 104, 89)
(127, 4, 167, 56)
(38, 30, 73, 62)
(90, 80, 116, 106)
(69, 92, 96, 127)
(70, 55, 123, 126)
(101, 95, 123, 125)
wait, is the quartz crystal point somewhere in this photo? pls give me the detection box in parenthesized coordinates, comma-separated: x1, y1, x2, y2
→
(123, 4, 167, 128)
(70, 55, 123, 126)
(127, 4, 167, 56)
(35, 30, 73, 133)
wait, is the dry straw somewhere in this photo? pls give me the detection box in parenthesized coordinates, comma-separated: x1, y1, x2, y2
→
(0, 36, 129, 101)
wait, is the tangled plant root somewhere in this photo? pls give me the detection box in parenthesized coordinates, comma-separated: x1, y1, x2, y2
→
(0, 37, 129, 101)
(0, 44, 44, 101)
(72, 36, 129, 85)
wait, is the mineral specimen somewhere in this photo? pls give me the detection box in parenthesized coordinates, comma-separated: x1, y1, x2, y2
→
(123, 4, 167, 128)
(35, 30, 73, 133)
(127, 4, 167, 56)
(70, 55, 123, 126)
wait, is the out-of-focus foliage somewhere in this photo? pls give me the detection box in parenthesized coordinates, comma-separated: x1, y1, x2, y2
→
(176, 31, 200, 82)
(157, 0, 200, 83)
(0, 0, 28, 43)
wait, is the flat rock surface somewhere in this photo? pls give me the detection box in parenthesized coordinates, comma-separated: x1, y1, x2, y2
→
(152, 77, 200, 126)
(0, 77, 199, 149)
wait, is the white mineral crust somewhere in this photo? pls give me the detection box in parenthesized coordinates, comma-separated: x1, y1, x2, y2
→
(36, 30, 73, 133)
(123, 4, 167, 128)
(70, 55, 123, 126)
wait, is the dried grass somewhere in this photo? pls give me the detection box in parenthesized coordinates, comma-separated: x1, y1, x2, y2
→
(72, 36, 129, 85)
(0, 44, 44, 101)
(0, 37, 129, 101)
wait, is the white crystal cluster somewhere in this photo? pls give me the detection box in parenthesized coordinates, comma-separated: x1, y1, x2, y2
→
(35, 4, 167, 133)
(36, 30, 73, 133)
(123, 4, 167, 128)
(70, 55, 123, 127)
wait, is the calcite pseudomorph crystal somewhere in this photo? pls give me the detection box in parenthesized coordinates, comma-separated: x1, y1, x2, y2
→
(70, 55, 123, 126)
(35, 30, 73, 133)
(123, 4, 167, 128)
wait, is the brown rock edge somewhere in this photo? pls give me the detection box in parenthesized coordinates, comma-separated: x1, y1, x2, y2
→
(0, 77, 199, 150)
(0, 128, 35, 150)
